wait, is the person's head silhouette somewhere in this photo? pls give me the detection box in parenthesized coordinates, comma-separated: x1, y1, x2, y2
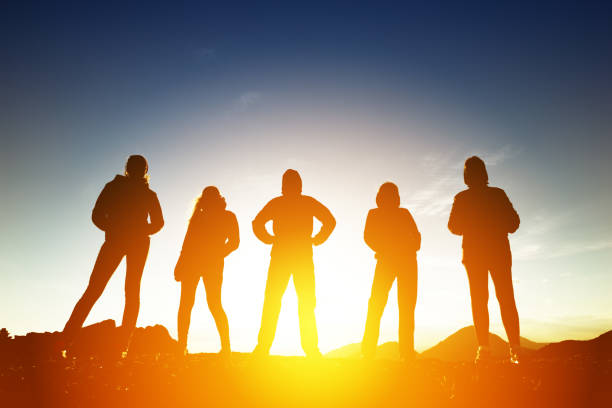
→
(125, 155, 149, 181)
(376, 182, 400, 209)
(464, 156, 489, 188)
(282, 169, 302, 197)
(196, 186, 226, 213)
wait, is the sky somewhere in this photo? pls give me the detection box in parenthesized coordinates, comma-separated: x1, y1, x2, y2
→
(1, 1, 612, 354)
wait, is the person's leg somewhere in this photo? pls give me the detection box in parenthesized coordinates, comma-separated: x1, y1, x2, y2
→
(122, 237, 150, 343)
(397, 257, 418, 360)
(293, 259, 319, 356)
(362, 260, 396, 358)
(203, 261, 230, 353)
(63, 241, 125, 340)
(177, 275, 199, 350)
(465, 263, 490, 347)
(255, 257, 291, 354)
(490, 263, 520, 347)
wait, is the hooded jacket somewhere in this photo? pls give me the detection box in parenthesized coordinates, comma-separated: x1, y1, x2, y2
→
(91, 175, 164, 241)
(448, 186, 519, 266)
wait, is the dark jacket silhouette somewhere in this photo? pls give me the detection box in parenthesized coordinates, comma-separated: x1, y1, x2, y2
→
(362, 182, 421, 360)
(92, 175, 164, 240)
(175, 187, 239, 354)
(448, 186, 519, 266)
(64, 155, 163, 348)
(447, 156, 521, 360)
(252, 169, 335, 357)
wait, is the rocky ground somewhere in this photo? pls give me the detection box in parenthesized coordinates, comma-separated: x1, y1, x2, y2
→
(1, 353, 610, 407)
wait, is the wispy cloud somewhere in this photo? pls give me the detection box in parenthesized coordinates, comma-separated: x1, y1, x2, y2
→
(237, 91, 262, 109)
(406, 145, 519, 217)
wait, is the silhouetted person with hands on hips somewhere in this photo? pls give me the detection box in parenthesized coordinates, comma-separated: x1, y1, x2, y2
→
(63, 155, 164, 350)
(448, 156, 521, 364)
(174, 187, 239, 357)
(252, 169, 336, 357)
(361, 182, 421, 362)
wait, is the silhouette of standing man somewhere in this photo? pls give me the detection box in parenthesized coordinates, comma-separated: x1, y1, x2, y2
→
(448, 156, 520, 364)
(64, 155, 164, 348)
(252, 170, 335, 357)
(361, 182, 421, 361)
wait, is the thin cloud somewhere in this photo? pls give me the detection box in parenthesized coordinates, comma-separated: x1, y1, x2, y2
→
(406, 146, 519, 217)
(238, 91, 262, 109)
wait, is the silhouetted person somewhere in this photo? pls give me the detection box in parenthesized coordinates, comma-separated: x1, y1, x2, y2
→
(64, 155, 164, 349)
(252, 170, 335, 357)
(361, 183, 421, 361)
(448, 156, 521, 364)
(174, 187, 239, 357)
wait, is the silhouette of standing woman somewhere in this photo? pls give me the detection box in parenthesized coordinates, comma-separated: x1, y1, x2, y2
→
(64, 155, 164, 348)
(448, 156, 521, 364)
(174, 187, 239, 356)
(252, 170, 335, 357)
(362, 182, 421, 361)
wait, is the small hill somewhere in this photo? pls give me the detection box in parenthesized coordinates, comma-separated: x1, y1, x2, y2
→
(326, 326, 546, 362)
(420, 326, 546, 362)
(536, 330, 612, 359)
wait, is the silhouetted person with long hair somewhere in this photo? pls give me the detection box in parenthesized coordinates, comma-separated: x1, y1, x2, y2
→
(448, 156, 521, 364)
(252, 170, 335, 357)
(361, 182, 421, 362)
(174, 187, 239, 357)
(64, 155, 164, 349)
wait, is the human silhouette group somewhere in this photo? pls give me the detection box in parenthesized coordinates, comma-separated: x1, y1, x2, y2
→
(63, 154, 521, 364)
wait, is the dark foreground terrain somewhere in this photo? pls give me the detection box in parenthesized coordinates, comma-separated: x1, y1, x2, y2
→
(1, 353, 610, 407)
(1, 323, 610, 407)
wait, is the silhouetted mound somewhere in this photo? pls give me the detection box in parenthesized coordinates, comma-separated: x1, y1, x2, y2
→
(129, 325, 180, 355)
(68, 319, 125, 359)
(0, 328, 64, 363)
(0, 322, 180, 363)
(536, 330, 612, 360)
(326, 327, 546, 362)
(420, 326, 546, 362)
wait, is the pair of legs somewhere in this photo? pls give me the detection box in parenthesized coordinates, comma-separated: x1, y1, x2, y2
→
(465, 260, 520, 347)
(362, 257, 418, 359)
(177, 262, 230, 353)
(64, 237, 150, 346)
(255, 256, 318, 356)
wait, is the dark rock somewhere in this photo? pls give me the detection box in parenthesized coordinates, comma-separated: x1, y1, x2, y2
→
(128, 325, 179, 356)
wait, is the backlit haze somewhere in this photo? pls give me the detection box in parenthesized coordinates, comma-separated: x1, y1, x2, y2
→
(2, 2, 612, 354)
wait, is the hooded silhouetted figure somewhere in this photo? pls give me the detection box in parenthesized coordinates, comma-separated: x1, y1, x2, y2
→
(64, 155, 164, 348)
(362, 182, 421, 360)
(174, 186, 239, 356)
(448, 156, 521, 364)
(252, 169, 335, 357)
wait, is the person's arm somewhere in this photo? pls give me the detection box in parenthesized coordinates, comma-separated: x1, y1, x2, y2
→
(147, 192, 164, 235)
(502, 191, 520, 234)
(448, 194, 464, 236)
(223, 212, 240, 257)
(91, 185, 110, 231)
(311, 198, 336, 246)
(252, 200, 275, 244)
(405, 210, 421, 251)
(363, 210, 379, 252)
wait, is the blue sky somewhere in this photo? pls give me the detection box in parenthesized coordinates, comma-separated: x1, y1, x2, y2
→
(1, 1, 611, 353)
